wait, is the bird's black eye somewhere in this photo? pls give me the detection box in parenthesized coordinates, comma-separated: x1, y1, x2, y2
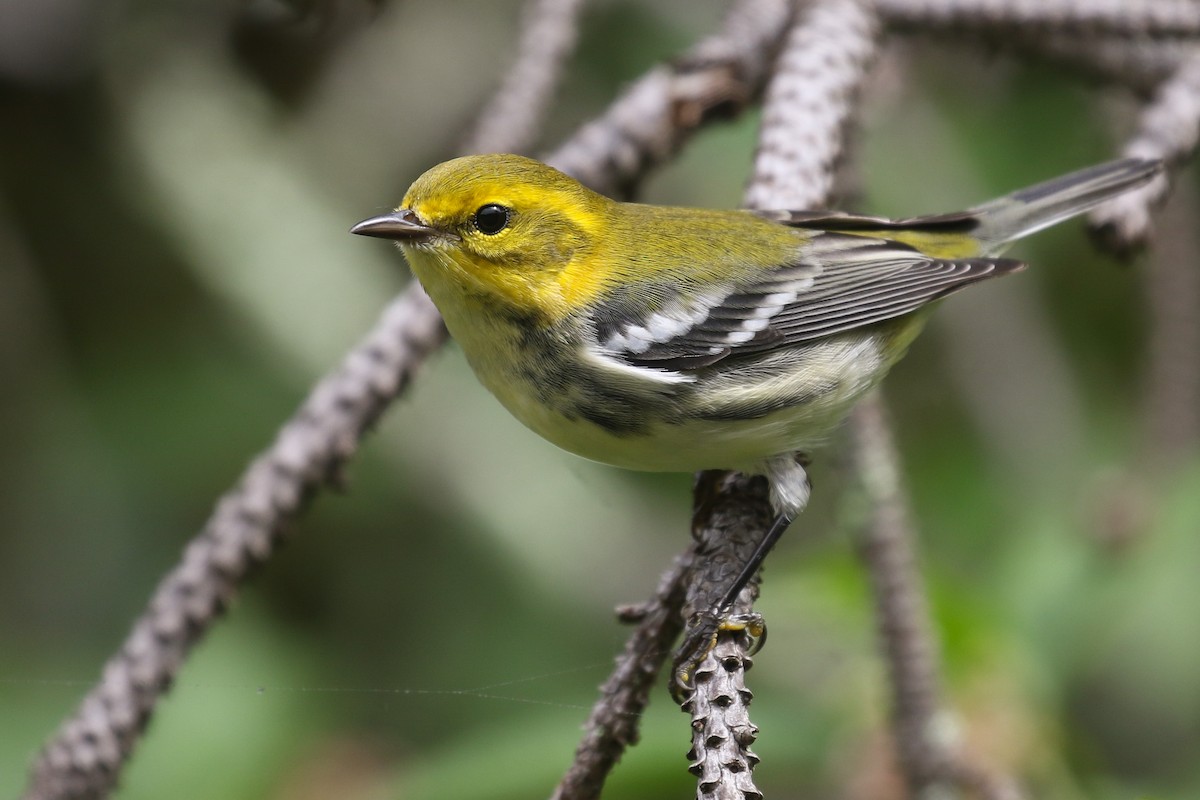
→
(473, 204, 510, 235)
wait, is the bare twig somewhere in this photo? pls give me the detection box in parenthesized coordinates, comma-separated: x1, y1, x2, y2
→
(1089, 47, 1200, 251)
(679, 2, 882, 797)
(460, 0, 587, 156)
(24, 285, 449, 800)
(546, 0, 792, 197)
(1092, 178, 1200, 551)
(1137, 180, 1200, 470)
(849, 397, 940, 785)
(849, 395, 1025, 800)
(552, 553, 693, 800)
(743, 0, 881, 209)
(877, 0, 1200, 38)
(1016, 33, 1189, 95)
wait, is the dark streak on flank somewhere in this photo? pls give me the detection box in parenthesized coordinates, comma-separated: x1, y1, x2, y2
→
(690, 378, 840, 422)
(514, 323, 654, 437)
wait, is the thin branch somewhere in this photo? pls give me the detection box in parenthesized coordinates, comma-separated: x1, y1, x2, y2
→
(551, 554, 692, 800)
(681, 2, 882, 798)
(1089, 47, 1200, 251)
(877, 0, 1200, 38)
(460, 0, 587, 156)
(23, 285, 449, 800)
(547, 0, 791, 197)
(743, 0, 881, 210)
(849, 395, 1025, 800)
(1015, 33, 1189, 95)
(1137, 179, 1200, 471)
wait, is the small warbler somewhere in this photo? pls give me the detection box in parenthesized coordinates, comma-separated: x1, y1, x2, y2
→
(353, 154, 1160, 682)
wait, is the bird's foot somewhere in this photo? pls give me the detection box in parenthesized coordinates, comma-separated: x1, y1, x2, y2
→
(671, 608, 766, 703)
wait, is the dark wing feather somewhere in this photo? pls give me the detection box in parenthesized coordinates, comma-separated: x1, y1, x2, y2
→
(758, 208, 982, 233)
(602, 231, 1024, 372)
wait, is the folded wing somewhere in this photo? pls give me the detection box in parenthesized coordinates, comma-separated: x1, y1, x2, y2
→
(596, 230, 1024, 372)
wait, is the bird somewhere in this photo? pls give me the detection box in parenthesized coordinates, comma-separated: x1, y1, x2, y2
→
(351, 153, 1161, 688)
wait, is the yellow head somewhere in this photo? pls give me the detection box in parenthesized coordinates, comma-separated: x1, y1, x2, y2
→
(353, 154, 610, 318)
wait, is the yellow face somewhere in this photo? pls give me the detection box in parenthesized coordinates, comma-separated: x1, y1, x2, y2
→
(395, 155, 609, 316)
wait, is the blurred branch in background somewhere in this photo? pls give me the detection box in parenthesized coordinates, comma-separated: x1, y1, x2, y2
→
(22, 0, 584, 792)
(1018, 34, 1191, 96)
(546, 0, 790, 198)
(6, 0, 1200, 799)
(1137, 181, 1200, 472)
(1090, 47, 1200, 249)
(460, 0, 586, 157)
(22, 285, 450, 800)
(1093, 178, 1200, 551)
(877, 0, 1200, 37)
(849, 395, 1022, 800)
(553, 550, 692, 800)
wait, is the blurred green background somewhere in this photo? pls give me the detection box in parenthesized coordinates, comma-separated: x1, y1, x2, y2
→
(2, 1, 1198, 798)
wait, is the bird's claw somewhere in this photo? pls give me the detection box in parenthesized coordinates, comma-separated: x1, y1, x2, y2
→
(671, 609, 767, 703)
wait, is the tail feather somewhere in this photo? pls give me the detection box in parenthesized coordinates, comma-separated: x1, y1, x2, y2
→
(969, 158, 1162, 253)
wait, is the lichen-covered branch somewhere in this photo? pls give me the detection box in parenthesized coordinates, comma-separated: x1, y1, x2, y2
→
(743, 0, 881, 210)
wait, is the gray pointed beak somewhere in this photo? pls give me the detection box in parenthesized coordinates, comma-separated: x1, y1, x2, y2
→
(350, 208, 437, 240)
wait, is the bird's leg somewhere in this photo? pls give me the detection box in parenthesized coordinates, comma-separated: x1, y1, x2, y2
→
(673, 456, 810, 698)
(713, 509, 795, 616)
(672, 511, 791, 695)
